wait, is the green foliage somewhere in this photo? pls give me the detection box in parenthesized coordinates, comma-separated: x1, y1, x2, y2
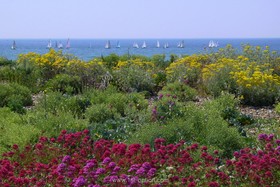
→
(159, 81, 197, 102)
(0, 83, 32, 113)
(151, 95, 183, 123)
(129, 99, 245, 158)
(85, 87, 149, 124)
(204, 66, 237, 98)
(153, 71, 167, 89)
(25, 110, 87, 138)
(36, 91, 91, 119)
(0, 108, 40, 154)
(46, 74, 82, 94)
(276, 103, 280, 114)
(85, 103, 119, 123)
(0, 57, 14, 66)
(101, 53, 120, 69)
(90, 118, 143, 142)
(113, 65, 155, 93)
(169, 54, 179, 63)
(151, 54, 168, 68)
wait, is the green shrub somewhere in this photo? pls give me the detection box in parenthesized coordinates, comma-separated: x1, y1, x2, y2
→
(151, 95, 183, 123)
(0, 83, 32, 113)
(46, 74, 82, 94)
(276, 103, 280, 114)
(158, 81, 197, 102)
(203, 66, 237, 97)
(36, 91, 91, 119)
(129, 100, 245, 158)
(113, 65, 155, 93)
(85, 103, 119, 123)
(0, 57, 14, 66)
(151, 54, 168, 68)
(0, 108, 40, 154)
(85, 87, 149, 122)
(89, 118, 143, 142)
(25, 110, 87, 138)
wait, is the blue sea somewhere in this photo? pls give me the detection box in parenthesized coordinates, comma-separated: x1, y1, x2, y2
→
(0, 38, 280, 61)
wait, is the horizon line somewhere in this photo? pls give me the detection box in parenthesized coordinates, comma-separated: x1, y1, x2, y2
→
(1, 37, 280, 40)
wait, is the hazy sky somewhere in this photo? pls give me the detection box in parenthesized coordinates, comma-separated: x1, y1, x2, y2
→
(1, 0, 279, 39)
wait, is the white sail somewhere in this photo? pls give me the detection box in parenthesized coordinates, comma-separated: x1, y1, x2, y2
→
(164, 42, 169, 48)
(133, 42, 139, 48)
(116, 41, 120, 48)
(177, 41, 181, 48)
(47, 40, 52, 49)
(209, 40, 218, 48)
(180, 40, 184, 48)
(156, 40, 160, 48)
(214, 41, 219, 47)
(208, 40, 214, 48)
(65, 39, 70, 49)
(11, 40, 16, 50)
(105, 40, 111, 49)
(178, 40, 184, 48)
(142, 41, 146, 48)
(58, 42, 63, 49)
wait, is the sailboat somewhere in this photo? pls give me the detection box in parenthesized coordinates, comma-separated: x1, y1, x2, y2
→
(116, 41, 120, 48)
(156, 40, 160, 48)
(105, 40, 111, 49)
(163, 42, 169, 48)
(177, 40, 184, 48)
(65, 38, 70, 49)
(47, 40, 52, 49)
(11, 40, 16, 50)
(142, 41, 147, 48)
(133, 42, 139, 48)
(214, 41, 219, 47)
(58, 42, 63, 49)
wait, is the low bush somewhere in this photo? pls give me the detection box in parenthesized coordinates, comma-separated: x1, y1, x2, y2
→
(0, 108, 39, 154)
(0, 83, 32, 113)
(130, 101, 245, 158)
(46, 74, 82, 95)
(276, 103, 280, 114)
(158, 81, 197, 102)
(113, 65, 155, 93)
(150, 94, 183, 123)
(25, 110, 88, 138)
(85, 103, 119, 124)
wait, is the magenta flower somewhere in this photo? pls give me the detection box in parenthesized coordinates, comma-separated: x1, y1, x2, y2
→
(102, 157, 111, 164)
(108, 162, 116, 168)
(62, 155, 71, 163)
(258, 134, 268, 141)
(136, 167, 146, 176)
(57, 163, 67, 174)
(147, 168, 156, 177)
(95, 168, 105, 175)
(142, 162, 151, 170)
(73, 176, 86, 187)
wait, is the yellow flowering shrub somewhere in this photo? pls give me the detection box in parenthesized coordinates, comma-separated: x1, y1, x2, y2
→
(115, 58, 154, 70)
(35, 49, 68, 69)
(231, 63, 280, 106)
(166, 55, 208, 86)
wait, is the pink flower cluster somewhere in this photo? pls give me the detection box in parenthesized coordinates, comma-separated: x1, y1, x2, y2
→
(0, 130, 279, 186)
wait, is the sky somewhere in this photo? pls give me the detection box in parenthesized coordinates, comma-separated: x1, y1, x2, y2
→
(1, 0, 279, 39)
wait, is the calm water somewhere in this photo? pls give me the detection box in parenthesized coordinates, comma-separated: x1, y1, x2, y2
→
(0, 39, 280, 61)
